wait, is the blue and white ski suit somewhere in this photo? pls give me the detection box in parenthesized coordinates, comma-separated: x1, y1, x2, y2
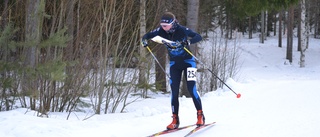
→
(142, 22, 203, 115)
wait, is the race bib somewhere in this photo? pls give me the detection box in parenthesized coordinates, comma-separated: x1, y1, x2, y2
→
(187, 67, 197, 81)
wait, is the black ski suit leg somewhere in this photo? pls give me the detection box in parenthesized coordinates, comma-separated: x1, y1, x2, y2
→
(183, 69, 202, 111)
(169, 61, 182, 115)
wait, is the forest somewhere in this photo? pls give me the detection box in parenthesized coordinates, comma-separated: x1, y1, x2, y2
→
(0, 0, 319, 115)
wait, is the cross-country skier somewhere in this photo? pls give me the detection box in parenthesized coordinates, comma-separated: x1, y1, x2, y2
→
(141, 12, 205, 130)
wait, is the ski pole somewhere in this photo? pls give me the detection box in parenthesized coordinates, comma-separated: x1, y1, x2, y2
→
(183, 47, 241, 98)
(143, 44, 171, 78)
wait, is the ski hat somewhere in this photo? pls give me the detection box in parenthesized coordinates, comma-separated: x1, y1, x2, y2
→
(160, 12, 176, 25)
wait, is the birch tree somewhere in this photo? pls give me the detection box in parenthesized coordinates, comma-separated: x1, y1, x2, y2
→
(139, 0, 147, 90)
(300, 0, 307, 67)
(181, 0, 199, 97)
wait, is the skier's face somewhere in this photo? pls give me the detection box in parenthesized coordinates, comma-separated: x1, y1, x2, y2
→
(160, 19, 174, 31)
(161, 24, 172, 31)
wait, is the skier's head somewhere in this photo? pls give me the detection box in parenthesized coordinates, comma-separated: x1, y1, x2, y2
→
(160, 12, 177, 33)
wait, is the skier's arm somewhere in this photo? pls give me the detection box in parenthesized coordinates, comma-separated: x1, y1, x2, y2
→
(141, 28, 161, 47)
(183, 27, 202, 44)
(142, 28, 161, 40)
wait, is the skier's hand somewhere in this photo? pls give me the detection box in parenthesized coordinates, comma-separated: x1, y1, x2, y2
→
(141, 39, 148, 47)
(181, 39, 190, 47)
(162, 41, 184, 49)
(162, 40, 181, 49)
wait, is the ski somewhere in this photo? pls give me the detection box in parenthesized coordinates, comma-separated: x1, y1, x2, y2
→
(147, 124, 195, 137)
(184, 122, 216, 137)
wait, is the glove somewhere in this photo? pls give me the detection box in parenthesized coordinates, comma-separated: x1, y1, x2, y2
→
(141, 39, 148, 47)
(162, 40, 178, 49)
(181, 39, 190, 47)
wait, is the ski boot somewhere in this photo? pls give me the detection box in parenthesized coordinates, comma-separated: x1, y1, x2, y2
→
(167, 114, 180, 130)
(196, 110, 205, 127)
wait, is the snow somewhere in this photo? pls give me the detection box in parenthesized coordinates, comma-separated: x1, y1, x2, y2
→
(1, 35, 320, 137)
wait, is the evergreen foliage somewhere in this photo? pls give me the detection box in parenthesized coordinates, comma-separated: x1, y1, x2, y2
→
(0, 0, 318, 114)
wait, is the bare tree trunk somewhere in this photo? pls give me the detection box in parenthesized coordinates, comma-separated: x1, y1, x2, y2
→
(139, 0, 147, 94)
(249, 16, 252, 39)
(181, 0, 199, 97)
(0, 0, 9, 30)
(24, 0, 44, 110)
(62, 0, 76, 114)
(265, 10, 268, 39)
(286, 5, 294, 63)
(186, 0, 199, 31)
(300, 0, 307, 67)
(315, 0, 320, 38)
(306, 0, 310, 49)
(278, 10, 283, 48)
(0, 0, 12, 111)
(260, 11, 265, 43)
(65, 0, 75, 58)
(298, 5, 301, 52)
(274, 13, 277, 36)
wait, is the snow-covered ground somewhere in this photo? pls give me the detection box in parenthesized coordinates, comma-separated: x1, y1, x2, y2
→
(1, 35, 320, 137)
